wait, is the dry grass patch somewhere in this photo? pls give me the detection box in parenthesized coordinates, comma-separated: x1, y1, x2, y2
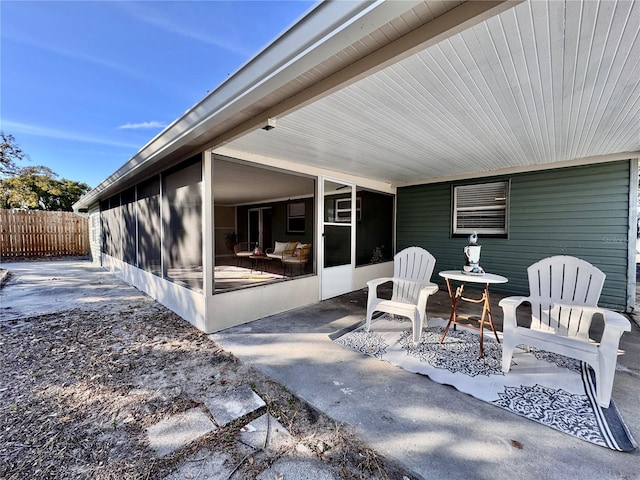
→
(1, 300, 414, 479)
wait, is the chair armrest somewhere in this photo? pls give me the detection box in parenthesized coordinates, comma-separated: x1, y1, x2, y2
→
(542, 304, 631, 349)
(602, 309, 632, 332)
(500, 295, 554, 309)
(501, 296, 560, 329)
(366, 277, 394, 290)
(419, 282, 439, 296)
(499, 296, 542, 309)
(566, 306, 632, 352)
(499, 296, 530, 330)
(297, 249, 311, 261)
(417, 282, 438, 311)
(279, 250, 295, 261)
(575, 306, 631, 331)
(600, 309, 631, 355)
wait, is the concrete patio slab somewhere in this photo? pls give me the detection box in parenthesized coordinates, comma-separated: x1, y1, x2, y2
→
(0, 260, 151, 321)
(211, 289, 640, 480)
(146, 408, 217, 458)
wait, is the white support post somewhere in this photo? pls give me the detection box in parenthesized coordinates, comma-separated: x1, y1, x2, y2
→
(159, 173, 165, 279)
(627, 158, 638, 313)
(203, 150, 215, 299)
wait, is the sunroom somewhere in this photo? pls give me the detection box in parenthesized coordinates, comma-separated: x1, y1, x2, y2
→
(91, 146, 396, 332)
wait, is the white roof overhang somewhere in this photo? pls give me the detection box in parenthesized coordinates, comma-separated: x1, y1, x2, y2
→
(74, 0, 640, 210)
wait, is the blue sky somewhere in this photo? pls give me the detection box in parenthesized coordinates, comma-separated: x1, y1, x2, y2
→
(1, 0, 316, 187)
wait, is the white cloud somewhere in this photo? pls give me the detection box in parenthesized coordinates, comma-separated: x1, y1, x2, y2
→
(118, 121, 167, 130)
(117, 2, 253, 56)
(5, 32, 143, 79)
(4, 120, 140, 149)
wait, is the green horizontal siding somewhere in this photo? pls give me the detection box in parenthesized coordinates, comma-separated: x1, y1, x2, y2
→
(397, 161, 632, 310)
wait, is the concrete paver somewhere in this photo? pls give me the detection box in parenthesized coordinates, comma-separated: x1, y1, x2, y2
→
(146, 408, 217, 458)
(239, 413, 295, 452)
(162, 449, 233, 480)
(0, 260, 151, 320)
(257, 459, 340, 480)
(204, 384, 266, 427)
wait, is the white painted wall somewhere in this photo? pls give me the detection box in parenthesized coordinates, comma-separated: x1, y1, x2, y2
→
(354, 262, 394, 290)
(101, 254, 207, 331)
(101, 252, 324, 333)
(205, 275, 319, 332)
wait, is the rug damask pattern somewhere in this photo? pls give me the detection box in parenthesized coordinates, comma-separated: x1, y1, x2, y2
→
(334, 317, 636, 452)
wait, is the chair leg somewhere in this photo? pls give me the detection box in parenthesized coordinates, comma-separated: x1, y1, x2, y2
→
(412, 310, 428, 343)
(364, 298, 375, 332)
(501, 340, 515, 372)
(365, 309, 374, 332)
(412, 317, 422, 343)
(595, 357, 614, 408)
(365, 294, 377, 333)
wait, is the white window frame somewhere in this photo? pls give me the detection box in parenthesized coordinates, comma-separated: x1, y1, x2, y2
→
(453, 180, 509, 235)
(334, 197, 361, 223)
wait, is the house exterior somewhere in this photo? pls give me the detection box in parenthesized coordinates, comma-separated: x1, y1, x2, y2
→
(397, 160, 636, 309)
(73, 0, 640, 332)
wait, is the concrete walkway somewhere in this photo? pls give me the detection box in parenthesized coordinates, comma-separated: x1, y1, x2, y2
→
(0, 260, 152, 320)
(2, 261, 639, 479)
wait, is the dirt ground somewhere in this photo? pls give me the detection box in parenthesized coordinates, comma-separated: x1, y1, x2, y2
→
(0, 289, 416, 479)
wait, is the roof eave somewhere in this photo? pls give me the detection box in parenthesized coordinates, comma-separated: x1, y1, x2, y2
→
(73, 0, 429, 211)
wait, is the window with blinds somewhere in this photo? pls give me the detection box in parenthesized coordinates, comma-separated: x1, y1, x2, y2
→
(287, 202, 306, 233)
(453, 180, 509, 235)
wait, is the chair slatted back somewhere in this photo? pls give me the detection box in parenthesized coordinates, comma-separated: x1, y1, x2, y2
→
(527, 256, 605, 339)
(391, 247, 436, 304)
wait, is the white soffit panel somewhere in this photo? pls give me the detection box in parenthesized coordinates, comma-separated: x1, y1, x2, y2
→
(223, 0, 640, 185)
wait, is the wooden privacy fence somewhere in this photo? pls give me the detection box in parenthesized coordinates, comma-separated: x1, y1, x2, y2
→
(0, 209, 90, 258)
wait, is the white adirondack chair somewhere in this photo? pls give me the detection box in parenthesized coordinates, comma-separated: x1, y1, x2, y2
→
(365, 247, 438, 343)
(499, 255, 631, 407)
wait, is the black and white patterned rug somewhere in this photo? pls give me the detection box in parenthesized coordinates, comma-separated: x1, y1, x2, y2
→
(334, 316, 636, 452)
